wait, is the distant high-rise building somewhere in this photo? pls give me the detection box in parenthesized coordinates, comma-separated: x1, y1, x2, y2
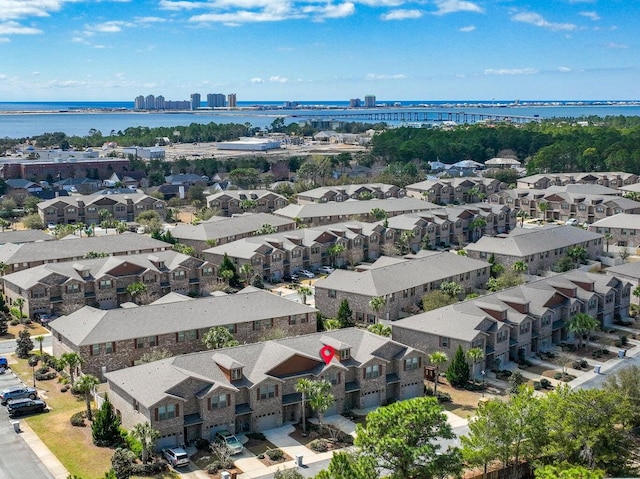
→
(190, 93, 201, 111)
(134, 95, 145, 110)
(349, 98, 361, 108)
(228, 93, 237, 108)
(145, 95, 156, 110)
(364, 95, 376, 108)
(155, 95, 165, 110)
(207, 93, 226, 108)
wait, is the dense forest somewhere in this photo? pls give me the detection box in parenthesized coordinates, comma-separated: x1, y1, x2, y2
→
(370, 115, 640, 175)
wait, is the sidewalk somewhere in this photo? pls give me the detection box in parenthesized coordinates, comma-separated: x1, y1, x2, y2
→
(12, 420, 69, 479)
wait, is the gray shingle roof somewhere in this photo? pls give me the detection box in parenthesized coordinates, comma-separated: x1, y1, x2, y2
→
(0, 230, 53, 245)
(50, 288, 317, 346)
(466, 225, 602, 257)
(0, 233, 168, 266)
(590, 213, 640, 230)
(274, 197, 439, 219)
(315, 252, 490, 296)
(171, 213, 294, 242)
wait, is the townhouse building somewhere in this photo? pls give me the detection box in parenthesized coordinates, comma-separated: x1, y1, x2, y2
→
(170, 213, 295, 254)
(1, 250, 216, 317)
(206, 191, 289, 217)
(50, 287, 318, 379)
(466, 225, 603, 274)
(590, 214, 640, 249)
(273, 197, 440, 227)
(606, 262, 640, 305)
(104, 328, 426, 448)
(314, 252, 491, 322)
(392, 271, 631, 375)
(295, 183, 405, 204)
(0, 230, 53, 245)
(0, 233, 169, 274)
(203, 221, 392, 283)
(405, 177, 506, 205)
(38, 193, 167, 226)
(517, 172, 639, 190)
(488, 185, 640, 225)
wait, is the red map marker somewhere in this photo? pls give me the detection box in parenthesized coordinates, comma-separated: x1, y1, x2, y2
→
(320, 345, 335, 365)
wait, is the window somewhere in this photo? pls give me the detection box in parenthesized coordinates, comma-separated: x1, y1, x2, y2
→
(340, 348, 351, 360)
(99, 279, 112, 290)
(210, 393, 229, 409)
(328, 290, 336, 298)
(90, 344, 101, 356)
(258, 384, 277, 400)
(324, 371, 340, 386)
(32, 289, 47, 298)
(253, 319, 273, 330)
(157, 404, 176, 421)
(148, 336, 158, 347)
(144, 275, 156, 284)
(226, 324, 237, 334)
(289, 315, 297, 325)
(231, 368, 243, 380)
(365, 364, 380, 379)
(519, 322, 530, 334)
(404, 357, 421, 371)
(439, 336, 449, 348)
(173, 270, 186, 280)
(66, 283, 80, 294)
(135, 338, 146, 349)
(104, 342, 115, 354)
(366, 314, 376, 323)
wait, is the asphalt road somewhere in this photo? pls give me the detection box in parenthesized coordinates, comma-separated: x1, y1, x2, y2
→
(0, 369, 54, 479)
(0, 335, 52, 356)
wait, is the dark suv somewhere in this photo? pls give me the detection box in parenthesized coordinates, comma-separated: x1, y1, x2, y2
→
(7, 398, 47, 417)
(0, 386, 38, 405)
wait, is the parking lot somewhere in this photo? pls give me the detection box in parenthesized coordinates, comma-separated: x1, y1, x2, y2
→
(0, 367, 55, 479)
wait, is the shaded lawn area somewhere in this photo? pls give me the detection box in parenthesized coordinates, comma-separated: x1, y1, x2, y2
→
(244, 438, 280, 456)
(12, 357, 114, 479)
(3, 322, 49, 340)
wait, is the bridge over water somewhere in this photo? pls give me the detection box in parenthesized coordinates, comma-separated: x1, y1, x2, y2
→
(290, 110, 540, 124)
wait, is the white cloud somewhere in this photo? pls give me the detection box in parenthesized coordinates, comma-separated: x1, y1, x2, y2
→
(604, 42, 628, 49)
(269, 76, 288, 83)
(484, 68, 538, 75)
(0, 0, 78, 21)
(0, 73, 8, 79)
(512, 11, 577, 31)
(366, 73, 406, 80)
(159, 1, 211, 11)
(432, 0, 483, 16)
(250, 77, 264, 83)
(381, 9, 422, 20)
(558, 66, 571, 72)
(579, 11, 600, 21)
(135, 16, 168, 23)
(0, 21, 42, 35)
(85, 20, 135, 34)
(356, 0, 405, 6)
(459, 25, 475, 32)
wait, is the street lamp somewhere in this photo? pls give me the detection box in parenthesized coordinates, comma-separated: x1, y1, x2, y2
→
(481, 370, 486, 398)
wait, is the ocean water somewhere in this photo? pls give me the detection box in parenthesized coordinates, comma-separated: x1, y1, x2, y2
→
(0, 100, 639, 139)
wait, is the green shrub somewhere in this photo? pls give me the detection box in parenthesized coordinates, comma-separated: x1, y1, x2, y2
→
(258, 454, 265, 459)
(266, 448, 284, 461)
(70, 411, 86, 427)
(123, 429, 143, 458)
(9, 319, 19, 326)
(580, 359, 588, 369)
(620, 335, 629, 346)
(554, 372, 562, 380)
(533, 381, 541, 390)
(540, 378, 552, 389)
(195, 438, 210, 450)
(309, 439, 329, 452)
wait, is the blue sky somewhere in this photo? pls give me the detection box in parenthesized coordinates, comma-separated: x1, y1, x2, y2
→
(0, 0, 638, 101)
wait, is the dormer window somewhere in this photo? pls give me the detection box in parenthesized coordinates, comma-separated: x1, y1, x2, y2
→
(231, 368, 243, 380)
(340, 348, 351, 360)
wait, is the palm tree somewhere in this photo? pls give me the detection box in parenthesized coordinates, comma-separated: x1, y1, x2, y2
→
(306, 379, 334, 434)
(61, 352, 83, 386)
(566, 313, 599, 349)
(0, 218, 10, 232)
(516, 209, 529, 227)
(604, 233, 613, 253)
(35, 335, 45, 358)
(295, 378, 316, 435)
(327, 243, 346, 267)
(567, 246, 588, 267)
(367, 323, 391, 337)
(0, 262, 7, 276)
(323, 319, 341, 330)
(131, 421, 160, 463)
(396, 231, 415, 255)
(296, 285, 312, 305)
(126, 281, 147, 304)
(368, 296, 387, 323)
(14, 298, 25, 320)
(202, 326, 239, 350)
(239, 263, 254, 285)
(467, 187, 481, 203)
(538, 202, 549, 222)
(75, 374, 99, 421)
(220, 269, 234, 286)
(633, 285, 640, 302)
(469, 217, 487, 242)
(428, 351, 448, 397)
(467, 347, 484, 383)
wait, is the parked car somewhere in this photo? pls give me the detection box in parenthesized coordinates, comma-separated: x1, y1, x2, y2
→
(215, 430, 244, 455)
(565, 218, 578, 226)
(7, 398, 47, 417)
(162, 447, 190, 468)
(316, 266, 335, 274)
(1, 386, 38, 405)
(298, 269, 315, 278)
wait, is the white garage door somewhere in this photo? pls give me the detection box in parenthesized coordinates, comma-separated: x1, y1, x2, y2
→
(255, 411, 279, 431)
(157, 435, 179, 450)
(361, 390, 381, 409)
(400, 381, 423, 400)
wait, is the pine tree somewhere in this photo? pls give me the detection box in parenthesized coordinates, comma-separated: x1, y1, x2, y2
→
(15, 329, 34, 358)
(92, 394, 123, 447)
(0, 311, 8, 336)
(446, 345, 470, 387)
(336, 299, 354, 328)
(219, 253, 239, 287)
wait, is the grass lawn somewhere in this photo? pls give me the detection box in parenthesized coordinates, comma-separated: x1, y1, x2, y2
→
(3, 322, 49, 341)
(11, 357, 114, 479)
